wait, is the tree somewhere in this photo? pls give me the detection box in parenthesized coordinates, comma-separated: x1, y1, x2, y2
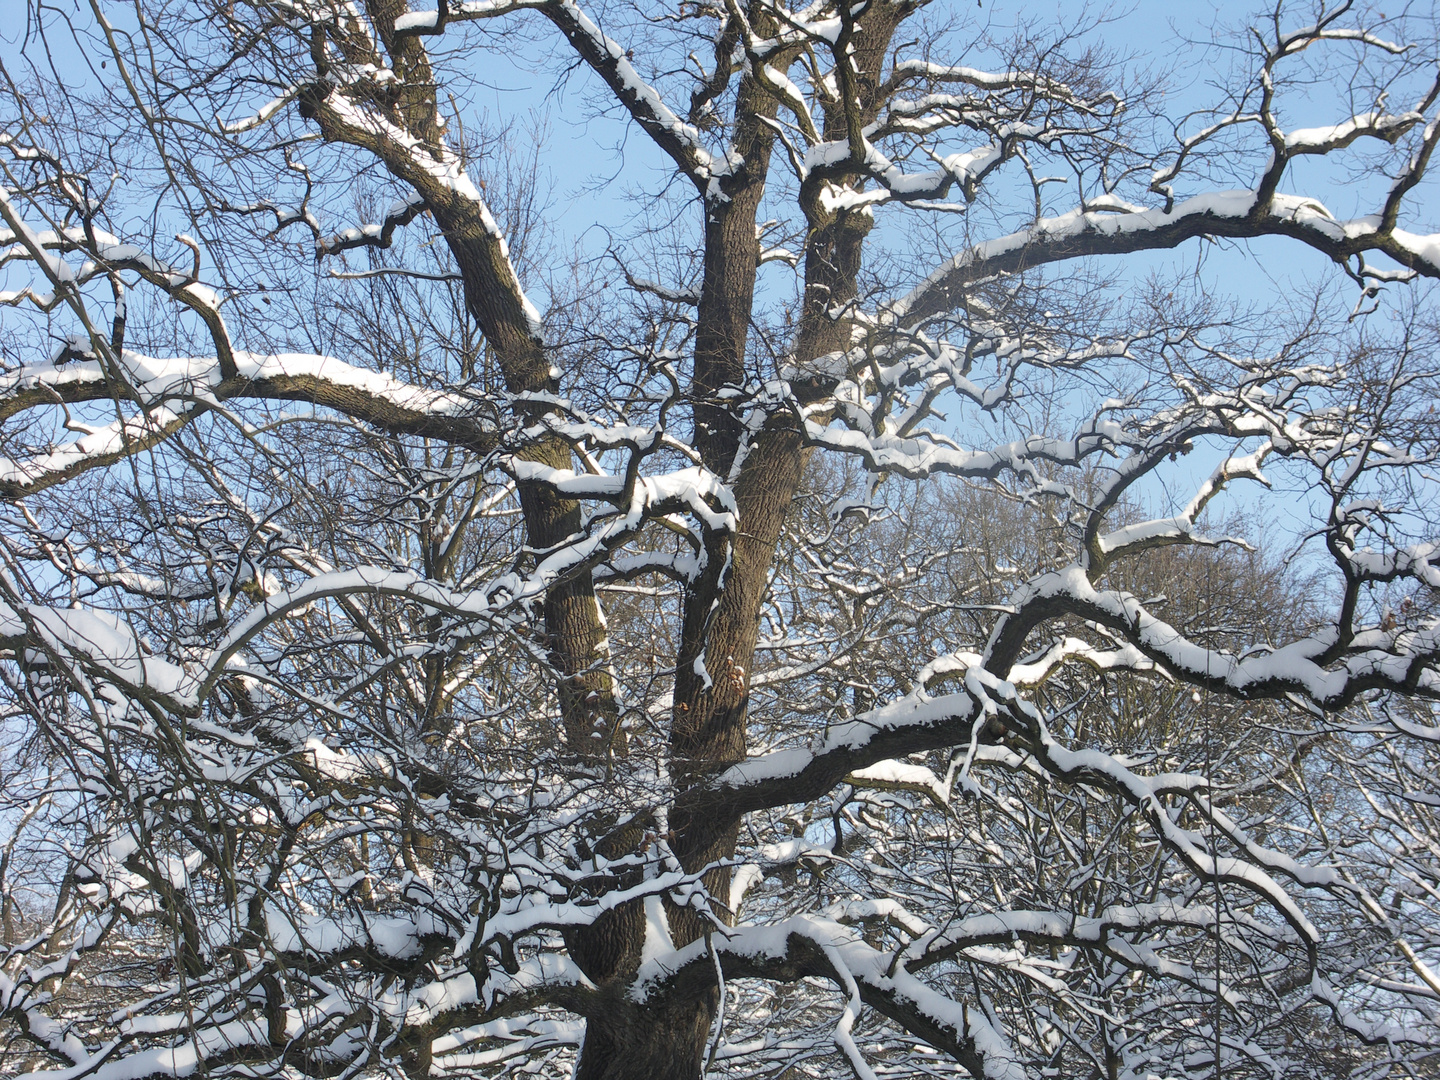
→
(0, 0, 1438, 1077)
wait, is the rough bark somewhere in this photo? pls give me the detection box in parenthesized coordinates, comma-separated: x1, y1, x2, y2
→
(631, 8, 914, 1076)
(302, 17, 619, 754)
(690, 64, 781, 474)
(571, 992, 717, 1080)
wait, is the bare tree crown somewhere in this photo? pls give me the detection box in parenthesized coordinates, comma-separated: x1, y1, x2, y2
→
(0, 1, 1438, 1078)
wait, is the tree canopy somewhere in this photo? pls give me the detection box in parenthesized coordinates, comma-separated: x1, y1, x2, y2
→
(0, 1, 1439, 1078)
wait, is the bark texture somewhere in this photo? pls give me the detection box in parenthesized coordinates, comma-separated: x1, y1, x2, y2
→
(572, 993, 717, 1080)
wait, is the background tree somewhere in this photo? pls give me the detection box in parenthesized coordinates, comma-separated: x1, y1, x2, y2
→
(0, 1, 1439, 1078)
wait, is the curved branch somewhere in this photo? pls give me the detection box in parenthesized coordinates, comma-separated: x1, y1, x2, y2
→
(0, 352, 501, 498)
(894, 189, 1440, 326)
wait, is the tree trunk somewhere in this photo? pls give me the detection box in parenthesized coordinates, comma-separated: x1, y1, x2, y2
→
(573, 992, 716, 1080)
(648, 7, 909, 1059)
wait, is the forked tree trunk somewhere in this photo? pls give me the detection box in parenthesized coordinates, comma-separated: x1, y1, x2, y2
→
(613, 11, 907, 1072)
(317, 10, 911, 1076)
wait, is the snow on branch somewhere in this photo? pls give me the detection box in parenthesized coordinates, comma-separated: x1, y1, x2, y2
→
(0, 184, 238, 376)
(317, 192, 428, 257)
(393, 0, 551, 36)
(987, 563, 1440, 709)
(540, 0, 735, 189)
(0, 448, 738, 716)
(306, 87, 547, 347)
(895, 190, 1440, 325)
(3, 4, 1438, 1077)
(1085, 444, 1273, 572)
(394, 0, 733, 187)
(0, 349, 499, 496)
(0, 401, 202, 500)
(634, 915, 1027, 1080)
